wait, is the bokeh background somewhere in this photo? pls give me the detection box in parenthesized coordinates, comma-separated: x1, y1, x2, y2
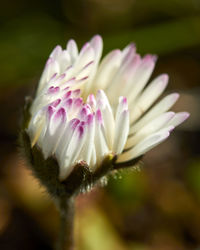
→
(1, 0, 200, 249)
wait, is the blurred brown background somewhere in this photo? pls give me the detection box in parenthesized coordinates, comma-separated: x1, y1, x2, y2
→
(1, 0, 200, 249)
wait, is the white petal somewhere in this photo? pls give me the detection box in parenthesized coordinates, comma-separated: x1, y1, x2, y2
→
(113, 110, 129, 154)
(94, 50, 122, 90)
(67, 39, 78, 63)
(50, 45, 62, 60)
(48, 108, 66, 135)
(74, 43, 95, 72)
(45, 60, 60, 84)
(28, 109, 46, 147)
(106, 53, 140, 103)
(90, 35, 103, 63)
(78, 105, 91, 121)
(76, 61, 94, 80)
(82, 35, 103, 96)
(121, 43, 136, 64)
(119, 54, 142, 98)
(117, 129, 170, 163)
(130, 74, 168, 123)
(90, 146, 97, 168)
(58, 50, 71, 72)
(115, 96, 128, 120)
(126, 112, 175, 148)
(130, 93, 180, 134)
(38, 59, 60, 93)
(68, 89, 81, 98)
(165, 112, 190, 127)
(93, 110, 109, 169)
(78, 114, 95, 165)
(42, 107, 66, 159)
(60, 77, 76, 90)
(59, 124, 86, 180)
(96, 90, 115, 148)
(70, 98, 83, 117)
(127, 54, 157, 103)
(55, 118, 80, 162)
(86, 94, 96, 110)
(31, 85, 61, 116)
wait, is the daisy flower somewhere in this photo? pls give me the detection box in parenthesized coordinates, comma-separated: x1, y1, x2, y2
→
(27, 35, 189, 181)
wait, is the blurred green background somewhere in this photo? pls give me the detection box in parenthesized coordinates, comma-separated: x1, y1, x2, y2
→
(1, 0, 200, 249)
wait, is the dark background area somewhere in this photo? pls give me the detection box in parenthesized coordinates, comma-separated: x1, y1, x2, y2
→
(1, 0, 200, 249)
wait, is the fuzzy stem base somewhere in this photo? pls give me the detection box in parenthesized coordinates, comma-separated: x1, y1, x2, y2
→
(56, 196, 75, 250)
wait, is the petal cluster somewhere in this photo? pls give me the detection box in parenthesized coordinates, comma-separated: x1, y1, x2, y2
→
(28, 35, 189, 181)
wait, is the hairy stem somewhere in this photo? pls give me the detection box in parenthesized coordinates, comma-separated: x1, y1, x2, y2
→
(56, 196, 75, 250)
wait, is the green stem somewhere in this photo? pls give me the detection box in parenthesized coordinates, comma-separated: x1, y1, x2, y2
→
(56, 196, 75, 250)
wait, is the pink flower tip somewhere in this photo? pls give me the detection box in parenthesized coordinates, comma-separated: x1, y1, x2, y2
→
(92, 34, 102, 41)
(160, 74, 169, 83)
(143, 54, 158, 64)
(65, 98, 73, 107)
(48, 86, 60, 94)
(51, 99, 61, 107)
(70, 118, 80, 130)
(78, 125, 84, 138)
(64, 91, 72, 99)
(87, 114, 94, 125)
(96, 109, 103, 123)
(122, 97, 127, 104)
(47, 105, 54, 119)
(181, 112, 190, 120)
(74, 98, 83, 107)
(56, 108, 66, 122)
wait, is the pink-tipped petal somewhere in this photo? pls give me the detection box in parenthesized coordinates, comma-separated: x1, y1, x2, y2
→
(113, 110, 129, 154)
(130, 74, 169, 123)
(127, 112, 175, 148)
(131, 93, 180, 133)
(48, 86, 60, 94)
(118, 130, 170, 163)
(166, 112, 190, 127)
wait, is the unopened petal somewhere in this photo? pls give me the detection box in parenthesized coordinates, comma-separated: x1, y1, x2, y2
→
(67, 39, 78, 63)
(113, 110, 129, 154)
(59, 124, 86, 180)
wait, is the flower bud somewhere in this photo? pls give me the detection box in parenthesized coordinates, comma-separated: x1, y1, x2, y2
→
(20, 35, 189, 197)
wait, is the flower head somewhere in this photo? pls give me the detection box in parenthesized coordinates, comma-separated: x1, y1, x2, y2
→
(26, 35, 189, 182)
